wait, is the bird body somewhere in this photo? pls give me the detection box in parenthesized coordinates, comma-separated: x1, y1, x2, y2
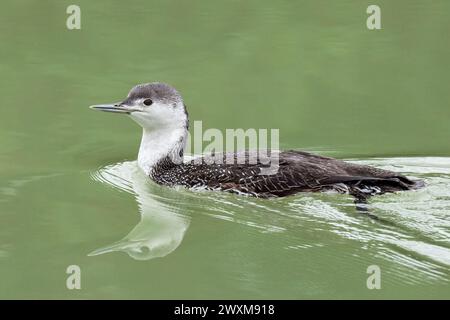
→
(150, 150, 422, 199)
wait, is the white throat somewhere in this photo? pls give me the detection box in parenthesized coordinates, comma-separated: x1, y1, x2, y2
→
(137, 126, 187, 176)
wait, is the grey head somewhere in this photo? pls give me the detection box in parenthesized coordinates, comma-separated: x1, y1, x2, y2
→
(123, 82, 183, 107)
(90, 82, 188, 130)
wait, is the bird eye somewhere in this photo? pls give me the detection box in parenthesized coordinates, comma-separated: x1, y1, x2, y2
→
(143, 99, 153, 106)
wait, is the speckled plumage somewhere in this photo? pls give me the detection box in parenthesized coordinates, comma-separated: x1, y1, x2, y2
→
(150, 150, 423, 199)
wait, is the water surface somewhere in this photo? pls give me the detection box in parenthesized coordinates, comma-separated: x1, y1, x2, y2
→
(0, 0, 449, 299)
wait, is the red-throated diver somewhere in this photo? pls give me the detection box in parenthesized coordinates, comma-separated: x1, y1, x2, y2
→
(90, 82, 423, 201)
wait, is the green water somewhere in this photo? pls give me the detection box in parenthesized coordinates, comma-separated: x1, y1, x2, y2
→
(1, 0, 450, 299)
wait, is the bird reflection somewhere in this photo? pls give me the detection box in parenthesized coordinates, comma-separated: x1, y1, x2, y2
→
(89, 161, 190, 260)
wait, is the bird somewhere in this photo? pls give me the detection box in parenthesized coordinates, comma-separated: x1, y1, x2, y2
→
(90, 82, 424, 202)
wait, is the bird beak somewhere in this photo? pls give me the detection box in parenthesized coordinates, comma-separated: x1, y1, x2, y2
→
(89, 103, 140, 114)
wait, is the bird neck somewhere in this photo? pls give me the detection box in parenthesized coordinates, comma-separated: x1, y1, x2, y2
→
(137, 126, 187, 176)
